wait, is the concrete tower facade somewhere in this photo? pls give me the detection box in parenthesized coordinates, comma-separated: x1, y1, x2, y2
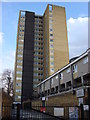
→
(14, 4, 69, 104)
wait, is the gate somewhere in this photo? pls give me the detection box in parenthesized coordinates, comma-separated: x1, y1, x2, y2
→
(1, 104, 65, 120)
(2, 104, 89, 120)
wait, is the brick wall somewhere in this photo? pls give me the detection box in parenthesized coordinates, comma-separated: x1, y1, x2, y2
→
(32, 89, 88, 119)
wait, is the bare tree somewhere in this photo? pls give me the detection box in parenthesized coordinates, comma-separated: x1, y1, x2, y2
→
(1, 69, 14, 96)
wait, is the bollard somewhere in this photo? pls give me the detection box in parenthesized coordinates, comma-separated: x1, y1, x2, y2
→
(80, 104, 84, 120)
(16, 104, 20, 120)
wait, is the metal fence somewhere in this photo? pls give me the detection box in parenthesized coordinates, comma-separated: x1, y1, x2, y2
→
(32, 104, 90, 120)
(1, 104, 66, 120)
(1, 104, 90, 120)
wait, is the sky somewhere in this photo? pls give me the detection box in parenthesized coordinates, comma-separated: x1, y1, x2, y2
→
(0, 2, 88, 74)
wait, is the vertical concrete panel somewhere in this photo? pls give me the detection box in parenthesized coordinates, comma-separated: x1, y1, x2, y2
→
(88, 2, 90, 49)
(52, 5, 69, 72)
(22, 11, 35, 101)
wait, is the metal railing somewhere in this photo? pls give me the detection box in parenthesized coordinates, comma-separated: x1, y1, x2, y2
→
(1, 104, 90, 120)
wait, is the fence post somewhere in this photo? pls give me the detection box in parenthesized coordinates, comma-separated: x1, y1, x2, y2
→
(80, 104, 84, 120)
(16, 104, 20, 120)
(88, 88, 90, 120)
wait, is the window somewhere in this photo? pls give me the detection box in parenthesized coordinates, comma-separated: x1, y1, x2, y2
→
(34, 62, 38, 65)
(34, 52, 38, 55)
(49, 5, 52, 11)
(18, 96, 21, 99)
(34, 46, 38, 50)
(50, 28, 53, 32)
(51, 62, 54, 66)
(17, 60, 22, 63)
(19, 39, 24, 42)
(17, 66, 22, 68)
(83, 57, 88, 64)
(50, 19, 53, 22)
(73, 64, 77, 73)
(35, 38, 39, 40)
(20, 29, 24, 32)
(50, 68, 54, 72)
(56, 75, 58, 79)
(17, 54, 23, 58)
(39, 68, 43, 70)
(51, 78, 53, 85)
(34, 73, 38, 76)
(18, 44, 23, 47)
(50, 50, 54, 54)
(33, 78, 38, 82)
(18, 49, 23, 52)
(34, 42, 39, 45)
(16, 83, 21, 86)
(67, 68, 70, 73)
(19, 34, 24, 37)
(34, 67, 38, 71)
(35, 20, 39, 23)
(50, 39, 53, 42)
(50, 44, 53, 48)
(16, 90, 21, 92)
(49, 24, 52, 27)
(34, 56, 39, 60)
(35, 33, 39, 36)
(16, 77, 22, 80)
(60, 73, 63, 79)
(50, 34, 53, 36)
(50, 56, 54, 59)
(35, 24, 39, 27)
(17, 71, 22, 74)
(33, 84, 37, 88)
(49, 14, 52, 17)
(20, 25, 24, 28)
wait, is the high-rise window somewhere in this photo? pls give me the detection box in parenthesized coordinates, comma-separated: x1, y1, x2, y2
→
(50, 28, 53, 32)
(50, 19, 53, 23)
(17, 65, 22, 68)
(50, 56, 54, 59)
(16, 83, 21, 86)
(16, 77, 22, 80)
(50, 44, 53, 48)
(16, 90, 21, 92)
(50, 34, 53, 36)
(50, 39, 53, 42)
(18, 49, 23, 52)
(19, 39, 24, 42)
(34, 67, 38, 70)
(49, 5, 52, 11)
(17, 54, 23, 58)
(17, 71, 22, 74)
(17, 60, 22, 63)
(34, 73, 38, 76)
(50, 68, 54, 72)
(51, 62, 54, 66)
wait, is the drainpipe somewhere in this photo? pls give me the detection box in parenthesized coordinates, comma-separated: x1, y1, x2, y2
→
(70, 65, 74, 90)
(81, 72, 84, 86)
(88, 87, 90, 120)
(58, 74, 60, 93)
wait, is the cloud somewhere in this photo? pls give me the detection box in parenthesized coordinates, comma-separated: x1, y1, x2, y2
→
(0, 32, 3, 45)
(67, 17, 88, 59)
(2, 51, 15, 73)
(0, 32, 3, 75)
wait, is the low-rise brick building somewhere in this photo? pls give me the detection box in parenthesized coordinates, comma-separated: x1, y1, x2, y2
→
(1, 89, 13, 119)
(32, 49, 90, 119)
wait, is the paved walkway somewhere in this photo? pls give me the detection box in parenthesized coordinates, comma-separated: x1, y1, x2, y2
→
(11, 109, 63, 120)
